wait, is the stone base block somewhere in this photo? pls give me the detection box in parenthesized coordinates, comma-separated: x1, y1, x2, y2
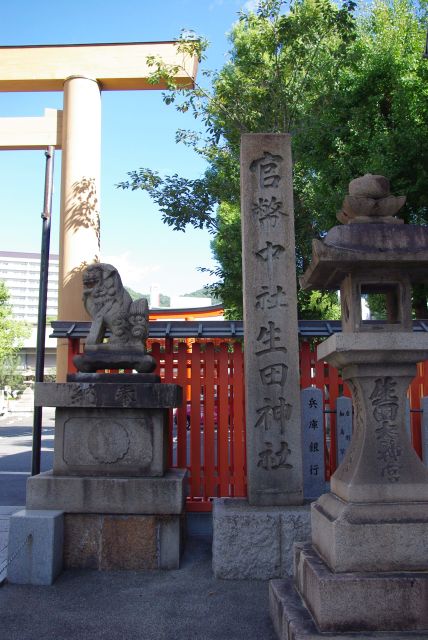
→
(34, 382, 182, 477)
(67, 373, 161, 384)
(312, 492, 428, 572)
(35, 381, 182, 409)
(64, 513, 184, 570)
(53, 407, 169, 477)
(26, 469, 187, 514)
(212, 498, 311, 580)
(294, 543, 428, 633)
(269, 578, 428, 640)
(7, 509, 63, 585)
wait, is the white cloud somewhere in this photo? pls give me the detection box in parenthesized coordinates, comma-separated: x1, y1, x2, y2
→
(241, 0, 259, 12)
(100, 251, 160, 294)
(209, 0, 258, 13)
(209, 0, 225, 10)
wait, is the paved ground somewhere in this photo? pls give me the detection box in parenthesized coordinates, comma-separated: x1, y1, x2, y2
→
(0, 530, 277, 640)
(0, 403, 277, 640)
(0, 417, 54, 505)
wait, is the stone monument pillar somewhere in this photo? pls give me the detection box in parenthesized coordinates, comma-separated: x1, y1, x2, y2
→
(241, 133, 303, 506)
(8, 264, 185, 582)
(270, 174, 428, 637)
(212, 135, 308, 581)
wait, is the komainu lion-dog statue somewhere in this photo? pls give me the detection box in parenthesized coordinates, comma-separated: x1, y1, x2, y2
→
(73, 263, 156, 374)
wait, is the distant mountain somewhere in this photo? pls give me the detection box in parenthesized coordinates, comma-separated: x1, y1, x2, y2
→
(182, 287, 221, 305)
(125, 286, 222, 308)
(182, 287, 210, 297)
(124, 287, 170, 307)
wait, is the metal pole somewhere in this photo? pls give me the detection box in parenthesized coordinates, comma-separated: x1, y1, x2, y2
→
(31, 146, 55, 476)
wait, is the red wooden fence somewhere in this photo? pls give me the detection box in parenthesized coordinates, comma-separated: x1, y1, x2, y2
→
(67, 337, 428, 511)
(150, 340, 247, 511)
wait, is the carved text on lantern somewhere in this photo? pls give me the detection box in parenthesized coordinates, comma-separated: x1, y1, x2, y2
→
(370, 377, 402, 483)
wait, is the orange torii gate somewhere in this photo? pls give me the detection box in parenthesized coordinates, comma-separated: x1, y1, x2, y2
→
(0, 42, 198, 380)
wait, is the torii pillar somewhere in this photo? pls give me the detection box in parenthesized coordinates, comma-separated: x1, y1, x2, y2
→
(0, 42, 198, 380)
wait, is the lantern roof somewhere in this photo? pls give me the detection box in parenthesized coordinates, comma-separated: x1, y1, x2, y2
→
(300, 223, 428, 291)
(300, 174, 428, 291)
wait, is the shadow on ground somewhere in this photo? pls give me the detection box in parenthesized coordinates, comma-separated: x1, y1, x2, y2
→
(0, 536, 277, 640)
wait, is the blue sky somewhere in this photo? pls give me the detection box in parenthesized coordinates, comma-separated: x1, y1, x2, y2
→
(0, 0, 257, 295)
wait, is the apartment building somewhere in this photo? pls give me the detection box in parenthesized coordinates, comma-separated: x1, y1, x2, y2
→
(0, 251, 59, 375)
(0, 250, 59, 323)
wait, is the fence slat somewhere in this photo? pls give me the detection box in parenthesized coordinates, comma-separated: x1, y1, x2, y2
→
(422, 396, 428, 465)
(422, 361, 428, 398)
(176, 343, 189, 470)
(231, 342, 246, 496)
(203, 343, 216, 499)
(67, 336, 428, 511)
(67, 338, 80, 374)
(300, 341, 312, 389)
(408, 372, 423, 458)
(217, 343, 230, 497)
(162, 340, 175, 468)
(190, 342, 202, 499)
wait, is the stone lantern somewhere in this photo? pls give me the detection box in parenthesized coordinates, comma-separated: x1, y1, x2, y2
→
(270, 174, 428, 637)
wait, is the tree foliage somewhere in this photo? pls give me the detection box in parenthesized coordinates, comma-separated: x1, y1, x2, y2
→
(118, 0, 428, 318)
(0, 281, 31, 387)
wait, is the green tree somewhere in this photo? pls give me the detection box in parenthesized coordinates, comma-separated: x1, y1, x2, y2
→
(119, 0, 428, 318)
(296, 0, 428, 315)
(0, 281, 31, 388)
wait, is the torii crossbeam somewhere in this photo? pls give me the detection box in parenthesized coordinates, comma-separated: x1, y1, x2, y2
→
(0, 42, 198, 380)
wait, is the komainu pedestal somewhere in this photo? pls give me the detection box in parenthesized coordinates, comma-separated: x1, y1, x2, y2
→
(23, 263, 185, 574)
(270, 175, 428, 638)
(28, 380, 185, 571)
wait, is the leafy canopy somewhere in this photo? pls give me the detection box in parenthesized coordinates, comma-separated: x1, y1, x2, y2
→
(118, 0, 428, 318)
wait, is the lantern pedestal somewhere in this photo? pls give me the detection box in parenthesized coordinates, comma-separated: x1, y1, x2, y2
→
(270, 547, 428, 638)
(270, 175, 428, 637)
(270, 333, 428, 637)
